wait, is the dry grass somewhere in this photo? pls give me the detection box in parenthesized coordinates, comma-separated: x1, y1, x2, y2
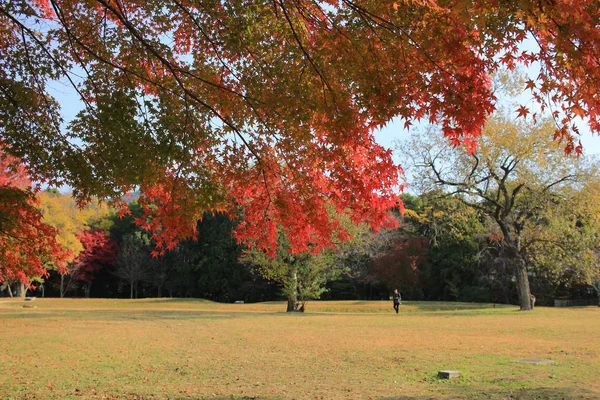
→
(0, 298, 598, 399)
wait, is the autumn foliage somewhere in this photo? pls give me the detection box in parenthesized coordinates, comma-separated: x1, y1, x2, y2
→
(2, 1, 600, 255)
(370, 237, 428, 291)
(72, 229, 118, 285)
(0, 146, 69, 285)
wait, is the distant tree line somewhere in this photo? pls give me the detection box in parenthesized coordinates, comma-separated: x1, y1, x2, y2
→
(2, 187, 596, 309)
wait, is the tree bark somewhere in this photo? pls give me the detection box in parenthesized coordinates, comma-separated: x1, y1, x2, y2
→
(130, 281, 134, 299)
(60, 275, 65, 298)
(16, 282, 26, 298)
(515, 260, 532, 311)
(157, 283, 163, 298)
(286, 266, 298, 312)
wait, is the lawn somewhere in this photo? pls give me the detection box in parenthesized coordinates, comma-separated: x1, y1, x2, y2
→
(0, 298, 598, 399)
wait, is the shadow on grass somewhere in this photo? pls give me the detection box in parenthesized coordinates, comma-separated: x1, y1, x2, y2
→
(93, 386, 598, 400)
(131, 298, 215, 304)
(378, 386, 598, 400)
(0, 309, 238, 321)
(404, 301, 514, 312)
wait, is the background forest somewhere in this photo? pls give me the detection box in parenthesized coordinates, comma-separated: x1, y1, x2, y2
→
(3, 183, 598, 308)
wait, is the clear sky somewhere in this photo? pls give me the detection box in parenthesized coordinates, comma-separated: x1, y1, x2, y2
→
(375, 115, 600, 161)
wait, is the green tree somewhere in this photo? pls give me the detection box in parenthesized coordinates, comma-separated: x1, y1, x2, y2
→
(400, 114, 599, 310)
(171, 212, 270, 302)
(407, 193, 488, 302)
(242, 230, 338, 312)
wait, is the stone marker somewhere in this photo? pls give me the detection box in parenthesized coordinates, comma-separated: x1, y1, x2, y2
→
(234, 300, 244, 304)
(438, 370, 461, 379)
(511, 359, 555, 365)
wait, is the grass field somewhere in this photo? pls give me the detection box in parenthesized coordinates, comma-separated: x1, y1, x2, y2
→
(0, 298, 598, 399)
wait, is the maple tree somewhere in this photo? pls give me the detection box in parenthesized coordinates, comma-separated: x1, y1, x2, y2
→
(67, 228, 118, 297)
(369, 237, 428, 295)
(0, 146, 68, 294)
(1, 0, 600, 256)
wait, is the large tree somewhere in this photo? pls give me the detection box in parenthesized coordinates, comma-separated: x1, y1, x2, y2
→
(401, 114, 599, 310)
(2, 1, 599, 257)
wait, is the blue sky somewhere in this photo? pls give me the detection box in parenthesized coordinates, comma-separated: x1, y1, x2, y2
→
(375, 116, 600, 160)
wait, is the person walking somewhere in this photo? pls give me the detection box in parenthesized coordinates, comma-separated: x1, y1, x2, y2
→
(393, 289, 401, 313)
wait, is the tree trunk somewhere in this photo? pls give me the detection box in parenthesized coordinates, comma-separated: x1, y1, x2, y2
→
(41, 283, 45, 298)
(286, 266, 298, 312)
(85, 282, 91, 298)
(60, 275, 65, 298)
(130, 281, 134, 299)
(16, 282, 26, 298)
(515, 260, 532, 311)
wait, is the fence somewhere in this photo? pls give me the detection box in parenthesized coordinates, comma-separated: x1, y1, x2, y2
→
(554, 298, 599, 307)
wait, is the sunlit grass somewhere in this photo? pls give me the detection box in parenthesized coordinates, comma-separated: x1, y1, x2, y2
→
(1, 298, 598, 399)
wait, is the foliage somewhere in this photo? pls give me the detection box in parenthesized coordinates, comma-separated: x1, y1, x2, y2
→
(38, 189, 112, 262)
(3, 0, 600, 257)
(398, 193, 490, 302)
(242, 229, 339, 310)
(400, 113, 600, 309)
(0, 146, 68, 285)
(72, 229, 118, 286)
(369, 236, 428, 299)
(331, 210, 400, 295)
(177, 212, 273, 302)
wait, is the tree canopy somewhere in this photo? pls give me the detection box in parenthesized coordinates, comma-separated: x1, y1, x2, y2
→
(2, 0, 600, 254)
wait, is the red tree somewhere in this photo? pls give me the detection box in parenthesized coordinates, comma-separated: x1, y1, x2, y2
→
(72, 229, 118, 297)
(0, 146, 69, 292)
(370, 237, 429, 296)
